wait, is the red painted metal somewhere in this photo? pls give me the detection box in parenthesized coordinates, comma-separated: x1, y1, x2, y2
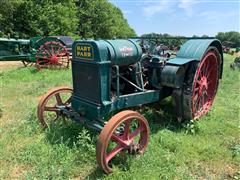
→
(192, 51, 219, 119)
(37, 87, 73, 128)
(36, 41, 70, 69)
(96, 110, 149, 174)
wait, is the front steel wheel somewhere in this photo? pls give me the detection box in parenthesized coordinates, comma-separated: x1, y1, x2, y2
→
(37, 86, 73, 128)
(96, 110, 150, 174)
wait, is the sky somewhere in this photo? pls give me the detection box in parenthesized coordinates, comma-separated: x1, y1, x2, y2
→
(109, 0, 240, 36)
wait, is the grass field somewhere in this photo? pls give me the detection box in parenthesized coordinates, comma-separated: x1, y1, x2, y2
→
(0, 54, 239, 179)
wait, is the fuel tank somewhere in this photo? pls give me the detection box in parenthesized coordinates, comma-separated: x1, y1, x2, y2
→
(73, 39, 142, 66)
(102, 39, 142, 66)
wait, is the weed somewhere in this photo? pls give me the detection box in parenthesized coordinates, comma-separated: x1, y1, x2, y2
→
(183, 120, 199, 135)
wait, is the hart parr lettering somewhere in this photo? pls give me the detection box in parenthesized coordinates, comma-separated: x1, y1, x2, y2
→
(76, 44, 93, 60)
(119, 46, 133, 57)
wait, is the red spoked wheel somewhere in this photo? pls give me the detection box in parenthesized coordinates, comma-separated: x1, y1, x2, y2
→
(36, 41, 70, 69)
(191, 49, 219, 119)
(96, 110, 149, 174)
(37, 86, 73, 128)
(173, 47, 221, 121)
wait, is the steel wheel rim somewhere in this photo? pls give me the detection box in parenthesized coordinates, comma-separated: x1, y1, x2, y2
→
(36, 41, 70, 69)
(37, 87, 73, 128)
(96, 110, 149, 174)
(192, 51, 219, 119)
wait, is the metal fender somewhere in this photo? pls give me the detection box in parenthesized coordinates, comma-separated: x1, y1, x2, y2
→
(33, 37, 64, 50)
(167, 39, 223, 78)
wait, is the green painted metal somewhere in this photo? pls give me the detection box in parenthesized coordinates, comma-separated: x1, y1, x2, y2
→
(73, 39, 142, 65)
(160, 65, 185, 88)
(71, 39, 223, 123)
(177, 39, 222, 60)
(167, 39, 223, 78)
(167, 57, 196, 65)
(0, 36, 71, 63)
(0, 38, 31, 61)
(102, 39, 142, 66)
(166, 39, 223, 78)
(72, 39, 153, 120)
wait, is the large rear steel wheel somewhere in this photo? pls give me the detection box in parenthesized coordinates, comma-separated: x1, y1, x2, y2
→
(37, 86, 73, 128)
(96, 110, 149, 174)
(36, 41, 70, 69)
(174, 47, 221, 120)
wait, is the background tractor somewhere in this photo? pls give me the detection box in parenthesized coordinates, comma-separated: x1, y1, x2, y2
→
(0, 36, 73, 69)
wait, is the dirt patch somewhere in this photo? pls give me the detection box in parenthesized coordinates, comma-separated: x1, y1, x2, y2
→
(0, 61, 23, 71)
(0, 61, 22, 66)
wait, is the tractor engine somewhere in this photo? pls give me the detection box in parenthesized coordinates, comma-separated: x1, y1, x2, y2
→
(71, 40, 143, 104)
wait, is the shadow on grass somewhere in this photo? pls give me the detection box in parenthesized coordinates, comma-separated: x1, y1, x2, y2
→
(44, 120, 98, 148)
(138, 97, 183, 133)
(43, 98, 182, 147)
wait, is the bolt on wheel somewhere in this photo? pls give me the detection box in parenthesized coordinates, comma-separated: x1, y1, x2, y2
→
(172, 47, 221, 121)
(37, 86, 73, 128)
(96, 110, 150, 174)
(191, 49, 219, 119)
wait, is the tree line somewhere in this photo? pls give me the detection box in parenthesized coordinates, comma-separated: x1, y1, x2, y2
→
(141, 32, 240, 48)
(215, 31, 240, 48)
(0, 0, 239, 47)
(0, 0, 136, 39)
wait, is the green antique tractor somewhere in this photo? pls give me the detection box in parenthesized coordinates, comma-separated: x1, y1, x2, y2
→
(37, 38, 223, 173)
(0, 36, 73, 69)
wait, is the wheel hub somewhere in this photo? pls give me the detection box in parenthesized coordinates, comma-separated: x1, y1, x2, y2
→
(127, 142, 140, 155)
(50, 55, 59, 64)
(199, 76, 208, 96)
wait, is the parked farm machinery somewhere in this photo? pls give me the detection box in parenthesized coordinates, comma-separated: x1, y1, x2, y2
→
(0, 36, 73, 69)
(38, 38, 223, 173)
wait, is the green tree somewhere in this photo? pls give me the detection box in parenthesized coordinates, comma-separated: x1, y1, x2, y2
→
(0, 0, 78, 38)
(76, 0, 135, 39)
(216, 31, 240, 47)
(0, 0, 135, 39)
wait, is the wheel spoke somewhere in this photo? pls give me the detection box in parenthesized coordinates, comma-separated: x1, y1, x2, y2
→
(106, 145, 124, 163)
(51, 46, 55, 55)
(129, 125, 145, 141)
(44, 106, 58, 112)
(64, 96, 72, 104)
(55, 93, 63, 105)
(203, 61, 210, 75)
(205, 62, 211, 74)
(123, 120, 131, 140)
(206, 68, 214, 78)
(44, 46, 52, 56)
(111, 134, 128, 147)
(193, 86, 200, 93)
(39, 49, 49, 56)
(195, 96, 201, 112)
